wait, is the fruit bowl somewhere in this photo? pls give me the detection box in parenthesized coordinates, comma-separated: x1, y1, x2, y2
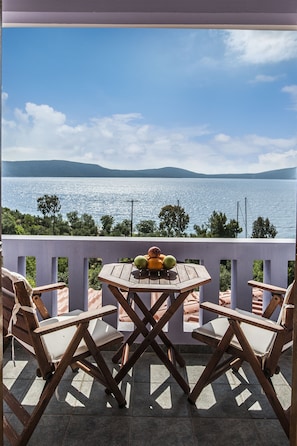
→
(133, 267, 176, 280)
(133, 246, 177, 272)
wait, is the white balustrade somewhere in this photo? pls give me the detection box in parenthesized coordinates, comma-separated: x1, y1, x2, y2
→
(2, 235, 295, 344)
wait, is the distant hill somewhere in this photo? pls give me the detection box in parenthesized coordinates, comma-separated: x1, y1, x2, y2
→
(2, 160, 296, 180)
(2, 160, 203, 178)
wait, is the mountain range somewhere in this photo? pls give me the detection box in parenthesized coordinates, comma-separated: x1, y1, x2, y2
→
(2, 160, 297, 180)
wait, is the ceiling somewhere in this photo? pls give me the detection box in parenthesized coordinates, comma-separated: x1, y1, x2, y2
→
(3, 0, 297, 28)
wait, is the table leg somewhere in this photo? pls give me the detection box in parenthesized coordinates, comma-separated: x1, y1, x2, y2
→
(112, 290, 170, 363)
(134, 292, 186, 368)
(121, 343, 130, 366)
(115, 320, 190, 394)
(112, 288, 191, 393)
(112, 290, 185, 368)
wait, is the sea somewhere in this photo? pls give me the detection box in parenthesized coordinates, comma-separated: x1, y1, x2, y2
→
(2, 177, 297, 238)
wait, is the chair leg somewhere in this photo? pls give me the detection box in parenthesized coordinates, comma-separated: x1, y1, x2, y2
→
(82, 330, 126, 407)
(4, 360, 75, 445)
(188, 326, 235, 404)
(230, 320, 290, 438)
(95, 350, 126, 408)
(4, 324, 88, 445)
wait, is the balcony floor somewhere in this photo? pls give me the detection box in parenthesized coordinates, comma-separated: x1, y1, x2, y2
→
(3, 343, 291, 446)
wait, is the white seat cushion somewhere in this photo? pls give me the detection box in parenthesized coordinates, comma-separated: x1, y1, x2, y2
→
(38, 311, 123, 362)
(194, 311, 276, 357)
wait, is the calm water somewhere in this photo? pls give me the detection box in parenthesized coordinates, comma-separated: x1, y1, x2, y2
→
(2, 177, 296, 238)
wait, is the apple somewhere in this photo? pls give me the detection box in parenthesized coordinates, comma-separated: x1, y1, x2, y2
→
(147, 246, 161, 258)
(134, 255, 148, 270)
(163, 255, 177, 270)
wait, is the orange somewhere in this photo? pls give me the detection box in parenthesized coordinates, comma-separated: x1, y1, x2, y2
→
(147, 257, 163, 270)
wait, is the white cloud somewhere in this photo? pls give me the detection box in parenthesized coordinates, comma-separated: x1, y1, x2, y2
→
(282, 85, 297, 111)
(224, 30, 297, 64)
(245, 134, 295, 149)
(256, 149, 297, 171)
(2, 92, 8, 103)
(249, 74, 280, 83)
(214, 133, 231, 143)
(2, 100, 297, 175)
(25, 102, 66, 126)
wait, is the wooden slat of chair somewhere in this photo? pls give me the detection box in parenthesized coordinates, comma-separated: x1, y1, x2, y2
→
(248, 280, 286, 319)
(32, 282, 66, 319)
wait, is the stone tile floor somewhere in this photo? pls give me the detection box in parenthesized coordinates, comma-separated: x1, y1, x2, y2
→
(3, 343, 291, 446)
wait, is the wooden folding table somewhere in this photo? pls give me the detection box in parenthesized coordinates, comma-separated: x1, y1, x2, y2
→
(98, 262, 211, 393)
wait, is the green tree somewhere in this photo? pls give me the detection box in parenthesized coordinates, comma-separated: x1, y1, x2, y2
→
(193, 211, 242, 238)
(37, 194, 61, 234)
(66, 211, 80, 232)
(111, 219, 131, 236)
(192, 224, 207, 238)
(1, 208, 46, 235)
(253, 260, 264, 282)
(54, 214, 71, 235)
(80, 213, 98, 236)
(220, 261, 231, 291)
(136, 219, 157, 236)
(2, 208, 19, 234)
(252, 217, 277, 238)
(159, 204, 189, 237)
(288, 260, 295, 285)
(251, 217, 277, 282)
(100, 215, 114, 235)
(88, 258, 103, 289)
(67, 211, 98, 236)
(57, 257, 69, 284)
(26, 257, 37, 287)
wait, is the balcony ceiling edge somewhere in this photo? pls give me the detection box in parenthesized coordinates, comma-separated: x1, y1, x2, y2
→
(2, 0, 297, 28)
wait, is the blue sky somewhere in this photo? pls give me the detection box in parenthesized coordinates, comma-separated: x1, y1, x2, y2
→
(2, 28, 297, 174)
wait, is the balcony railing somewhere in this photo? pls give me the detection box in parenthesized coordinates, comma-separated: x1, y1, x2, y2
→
(2, 235, 295, 344)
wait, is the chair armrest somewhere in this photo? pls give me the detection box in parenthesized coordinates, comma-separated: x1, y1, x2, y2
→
(248, 280, 286, 295)
(33, 305, 118, 336)
(32, 282, 66, 294)
(200, 302, 283, 332)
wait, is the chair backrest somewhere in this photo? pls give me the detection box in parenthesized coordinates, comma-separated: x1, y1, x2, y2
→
(2, 268, 53, 377)
(265, 280, 295, 375)
(278, 281, 295, 330)
(2, 268, 36, 344)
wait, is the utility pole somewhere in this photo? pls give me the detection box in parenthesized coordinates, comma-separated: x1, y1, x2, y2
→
(236, 198, 248, 237)
(177, 200, 180, 234)
(126, 199, 139, 237)
(245, 197, 247, 238)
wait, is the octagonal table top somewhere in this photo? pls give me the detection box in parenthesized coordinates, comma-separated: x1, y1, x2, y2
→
(98, 262, 211, 293)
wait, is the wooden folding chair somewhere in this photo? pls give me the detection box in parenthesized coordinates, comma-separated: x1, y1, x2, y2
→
(188, 280, 295, 439)
(2, 269, 126, 446)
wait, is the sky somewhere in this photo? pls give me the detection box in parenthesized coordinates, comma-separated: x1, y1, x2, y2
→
(2, 28, 297, 174)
